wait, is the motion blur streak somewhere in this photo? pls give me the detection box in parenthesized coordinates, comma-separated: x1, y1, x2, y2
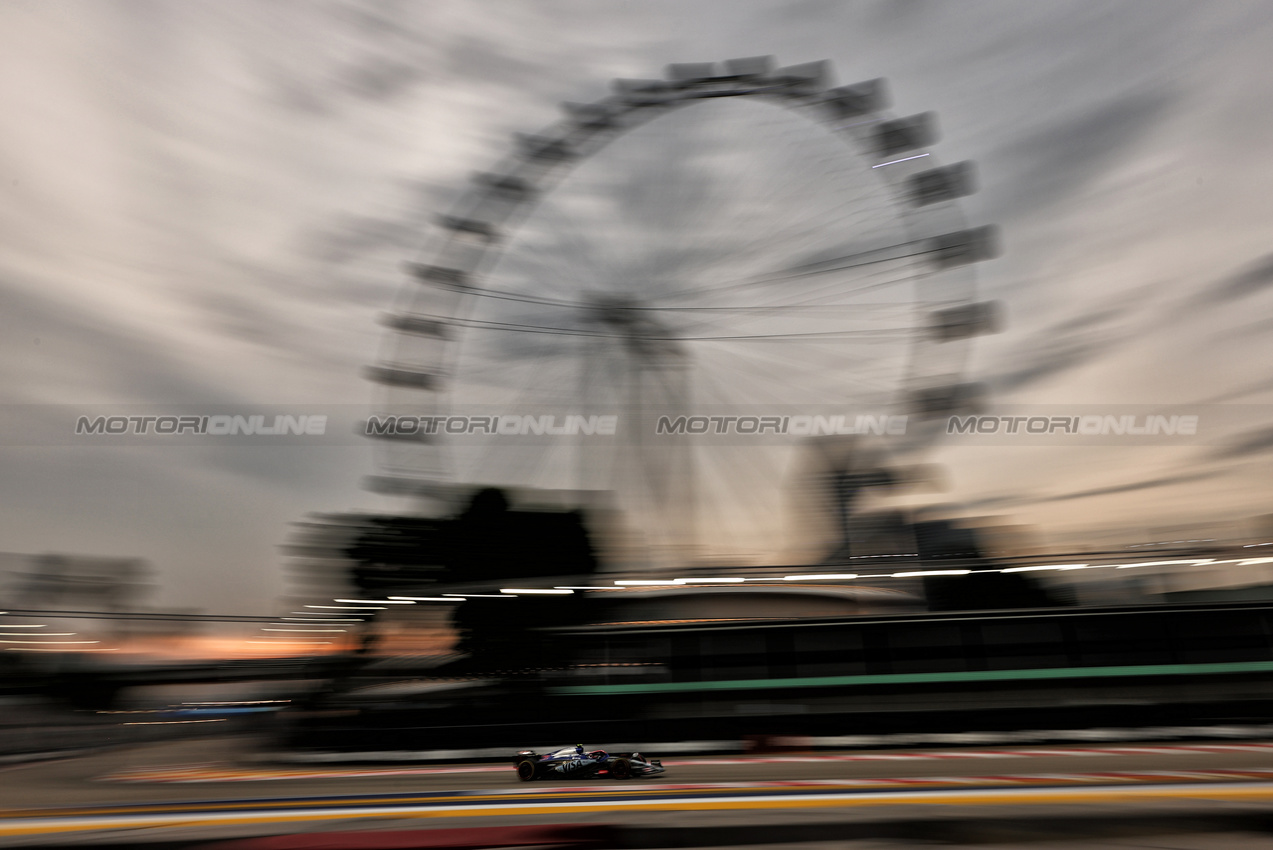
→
(11, 781, 1273, 840)
(6, 5, 1273, 848)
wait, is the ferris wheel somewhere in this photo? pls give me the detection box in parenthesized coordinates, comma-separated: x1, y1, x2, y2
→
(365, 57, 999, 566)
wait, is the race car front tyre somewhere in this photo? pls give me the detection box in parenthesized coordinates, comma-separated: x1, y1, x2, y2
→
(609, 757, 632, 779)
(516, 760, 538, 781)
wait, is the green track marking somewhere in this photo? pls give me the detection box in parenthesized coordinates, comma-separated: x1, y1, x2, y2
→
(550, 659, 1273, 696)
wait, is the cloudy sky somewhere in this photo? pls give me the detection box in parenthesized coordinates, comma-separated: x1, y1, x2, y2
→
(4, 1, 1273, 614)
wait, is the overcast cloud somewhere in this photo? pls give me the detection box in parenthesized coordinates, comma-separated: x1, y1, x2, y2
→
(4, 1, 1273, 612)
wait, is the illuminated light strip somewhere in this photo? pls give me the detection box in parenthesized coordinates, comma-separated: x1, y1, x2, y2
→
(305, 605, 385, 610)
(244, 557, 1273, 612)
(500, 588, 573, 595)
(1001, 564, 1089, 573)
(443, 594, 517, 598)
(552, 659, 1273, 696)
(872, 153, 930, 168)
(10, 783, 1273, 837)
(759, 559, 1265, 580)
(1116, 560, 1209, 569)
(0, 632, 75, 636)
(0, 624, 46, 628)
(260, 629, 346, 633)
(892, 570, 971, 577)
(5, 647, 118, 652)
(0, 639, 97, 644)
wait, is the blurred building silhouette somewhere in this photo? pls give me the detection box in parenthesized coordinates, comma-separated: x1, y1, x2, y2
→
(446, 488, 599, 583)
(292, 487, 600, 598)
(289, 488, 600, 670)
(3, 553, 151, 612)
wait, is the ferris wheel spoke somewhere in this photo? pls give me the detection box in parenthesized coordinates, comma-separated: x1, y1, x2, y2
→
(662, 239, 929, 304)
(744, 340, 902, 394)
(693, 343, 896, 406)
(448, 313, 925, 343)
(663, 200, 889, 299)
(403, 280, 922, 324)
(701, 194, 897, 287)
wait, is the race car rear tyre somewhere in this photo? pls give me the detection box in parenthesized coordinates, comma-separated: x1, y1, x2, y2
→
(609, 757, 632, 779)
(516, 760, 538, 781)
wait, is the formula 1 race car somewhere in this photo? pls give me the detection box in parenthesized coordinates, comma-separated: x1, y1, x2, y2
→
(513, 744, 665, 781)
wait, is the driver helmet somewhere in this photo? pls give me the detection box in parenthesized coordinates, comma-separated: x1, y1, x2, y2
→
(575, 744, 585, 754)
